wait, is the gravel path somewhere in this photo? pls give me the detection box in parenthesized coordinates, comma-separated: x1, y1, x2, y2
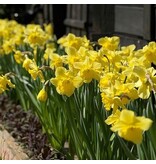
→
(0, 94, 65, 160)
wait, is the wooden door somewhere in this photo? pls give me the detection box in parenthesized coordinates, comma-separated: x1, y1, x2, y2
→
(63, 4, 155, 49)
(88, 4, 155, 48)
(64, 4, 88, 36)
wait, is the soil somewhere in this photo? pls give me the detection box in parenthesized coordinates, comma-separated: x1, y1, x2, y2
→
(0, 94, 65, 160)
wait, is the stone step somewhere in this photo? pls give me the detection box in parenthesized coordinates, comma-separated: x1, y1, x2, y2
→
(0, 124, 29, 160)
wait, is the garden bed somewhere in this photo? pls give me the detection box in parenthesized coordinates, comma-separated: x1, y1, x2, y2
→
(0, 18, 156, 159)
(0, 94, 65, 160)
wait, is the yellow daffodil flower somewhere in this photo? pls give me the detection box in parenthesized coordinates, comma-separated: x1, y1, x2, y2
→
(115, 81, 139, 104)
(73, 56, 102, 83)
(24, 25, 48, 48)
(44, 23, 54, 36)
(99, 72, 120, 91)
(65, 47, 81, 62)
(142, 42, 156, 65)
(105, 109, 121, 125)
(98, 36, 120, 51)
(49, 53, 64, 70)
(14, 50, 25, 64)
(44, 47, 54, 60)
(110, 109, 152, 144)
(0, 75, 15, 94)
(57, 33, 81, 50)
(133, 66, 156, 99)
(101, 86, 123, 111)
(22, 58, 45, 83)
(2, 40, 14, 54)
(57, 33, 91, 50)
(50, 67, 83, 97)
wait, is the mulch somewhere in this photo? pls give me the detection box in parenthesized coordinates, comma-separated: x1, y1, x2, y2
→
(0, 94, 65, 160)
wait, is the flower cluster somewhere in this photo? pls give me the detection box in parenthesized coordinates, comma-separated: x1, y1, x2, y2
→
(52, 34, 154, 144)
(0, 18, 155, 146)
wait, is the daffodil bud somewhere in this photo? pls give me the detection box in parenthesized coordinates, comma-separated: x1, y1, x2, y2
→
(37, 88, 47, 102)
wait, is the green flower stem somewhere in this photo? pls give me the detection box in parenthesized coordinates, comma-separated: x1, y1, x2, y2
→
(117, 136, 136, 160)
